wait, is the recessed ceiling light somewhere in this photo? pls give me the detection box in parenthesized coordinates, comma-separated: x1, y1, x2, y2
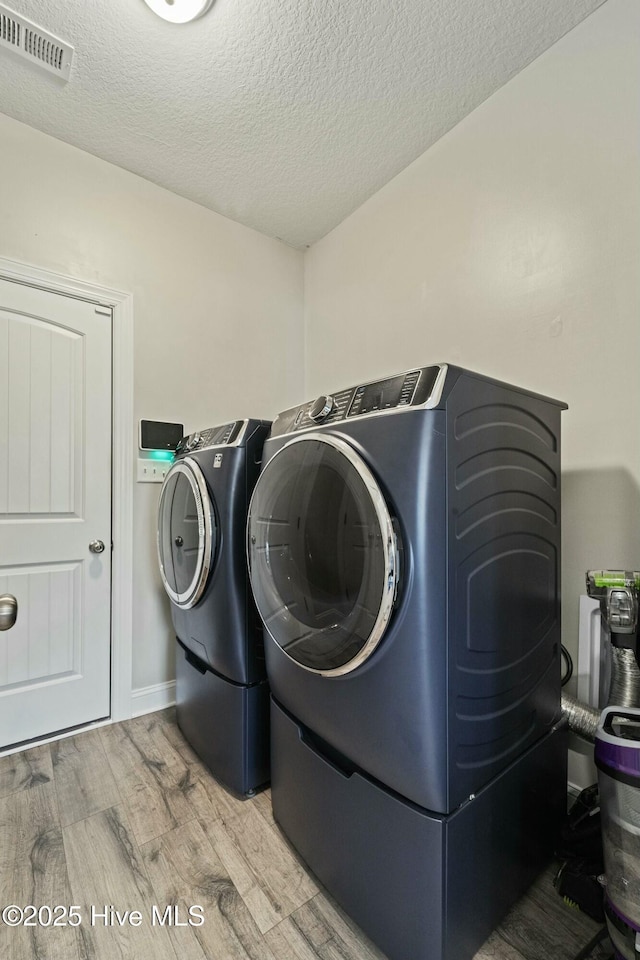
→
(142, 0, 214, 24)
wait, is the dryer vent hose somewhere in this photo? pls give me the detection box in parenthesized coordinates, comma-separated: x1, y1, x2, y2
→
(561, 694, 600, 743)
(562, 645, 640, 743)
(608, 646, 640, 708)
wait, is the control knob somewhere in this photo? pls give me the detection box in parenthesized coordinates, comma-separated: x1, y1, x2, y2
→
(308, 395, 335, 423)
(186, 432, 202, 451)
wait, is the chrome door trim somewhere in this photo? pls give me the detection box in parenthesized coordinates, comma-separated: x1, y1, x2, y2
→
(248, 432, 399, 677)
(157, 457, 214, 609)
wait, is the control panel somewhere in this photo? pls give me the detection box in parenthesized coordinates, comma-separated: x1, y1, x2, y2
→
(347, 369, 421, 417)
(176, 420, 243, 456)
(275, 365, 446, 437)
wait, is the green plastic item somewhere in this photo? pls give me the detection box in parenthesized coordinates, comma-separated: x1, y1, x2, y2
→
(589, 571, 640, 590)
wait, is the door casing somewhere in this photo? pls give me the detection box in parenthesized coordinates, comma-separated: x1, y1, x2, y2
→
(0, 256, 134, 744)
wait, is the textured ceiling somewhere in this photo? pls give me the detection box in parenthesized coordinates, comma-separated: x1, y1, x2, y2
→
(0, 0, 605, 247)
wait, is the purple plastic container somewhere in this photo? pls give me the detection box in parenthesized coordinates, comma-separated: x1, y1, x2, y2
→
(595, 706, 640, 960)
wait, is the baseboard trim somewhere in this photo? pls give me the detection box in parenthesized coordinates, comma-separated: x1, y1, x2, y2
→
(131, 680, 176, 717)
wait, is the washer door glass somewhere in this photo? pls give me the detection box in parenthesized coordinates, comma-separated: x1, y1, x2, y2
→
(247, 434, 399, 676)
(157, 458, 216, 609)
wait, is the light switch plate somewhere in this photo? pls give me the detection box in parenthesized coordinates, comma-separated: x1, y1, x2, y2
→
(137, 458, 171, 483)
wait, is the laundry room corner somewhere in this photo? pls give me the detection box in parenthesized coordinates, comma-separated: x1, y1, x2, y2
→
(0, 113, 305, 726)
(302, 0, 640, 724)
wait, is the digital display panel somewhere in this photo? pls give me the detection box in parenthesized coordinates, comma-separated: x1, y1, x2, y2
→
(358, 375, 406, 413)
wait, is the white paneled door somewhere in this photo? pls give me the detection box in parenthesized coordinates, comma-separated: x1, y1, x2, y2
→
(0, 278, 112, 748)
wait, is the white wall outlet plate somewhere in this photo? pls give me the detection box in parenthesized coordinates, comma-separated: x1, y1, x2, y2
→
(137, 458, 171, 483)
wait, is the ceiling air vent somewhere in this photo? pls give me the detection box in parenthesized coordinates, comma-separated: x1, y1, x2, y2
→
(0, 3, 73, 80)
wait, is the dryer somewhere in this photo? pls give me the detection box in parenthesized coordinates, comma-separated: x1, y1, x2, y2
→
(247, 365, 568, 960)
(158, 418, 270, 797)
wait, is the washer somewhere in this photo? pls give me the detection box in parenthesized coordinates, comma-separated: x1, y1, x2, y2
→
(247, 364, 568, 960)
(158, 418, 270, 797)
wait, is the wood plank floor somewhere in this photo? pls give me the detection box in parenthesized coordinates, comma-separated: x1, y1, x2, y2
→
(0, 709, 612, 960)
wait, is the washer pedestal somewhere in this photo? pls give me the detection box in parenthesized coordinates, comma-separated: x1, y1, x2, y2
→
(271, 696, 567, 960)
(176, 638, 269, 798)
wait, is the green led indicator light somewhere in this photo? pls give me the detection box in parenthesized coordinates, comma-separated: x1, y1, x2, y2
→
(149, 450, 175, 462)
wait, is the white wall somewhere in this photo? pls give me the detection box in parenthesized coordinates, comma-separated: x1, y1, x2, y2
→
(0, 113, 304, 693)
(304, 0, 640, 667)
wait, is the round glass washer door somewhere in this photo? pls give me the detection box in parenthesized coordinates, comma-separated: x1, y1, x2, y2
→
(157, 458, 217, 609)
(247, 433, 399, 676)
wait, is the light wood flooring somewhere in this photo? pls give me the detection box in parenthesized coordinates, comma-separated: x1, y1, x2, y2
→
(0, 709, 611, 960)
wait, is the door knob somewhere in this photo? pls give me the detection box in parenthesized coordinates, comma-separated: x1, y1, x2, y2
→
(0, 594, 18, 631)
(89, 540, 106, 554)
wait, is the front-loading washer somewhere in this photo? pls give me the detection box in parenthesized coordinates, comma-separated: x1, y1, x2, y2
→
(247, 364, 568, 959)
(158, 418, 270, 797)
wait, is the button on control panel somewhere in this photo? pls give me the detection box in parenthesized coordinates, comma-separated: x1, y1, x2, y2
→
(398, 370, 420, 405)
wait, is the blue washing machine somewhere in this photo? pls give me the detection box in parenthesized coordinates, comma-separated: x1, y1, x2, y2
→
(247, 365, 568, 959)
(158, 419, 270, 797)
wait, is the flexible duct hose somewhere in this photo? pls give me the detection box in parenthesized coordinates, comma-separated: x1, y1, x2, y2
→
(562, 646, 640, 742)
(561, 693, 600, 742)
(609, 647, 640, 708)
